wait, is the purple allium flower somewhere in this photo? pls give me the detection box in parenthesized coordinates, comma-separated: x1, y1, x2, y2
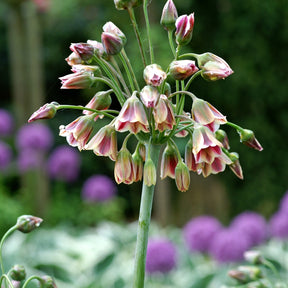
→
(209, 228, 251, 263)
(146, 238, 177, 274)
(82, 175, 117, 202)
(17, 149, 43, 172)
(0, 141, 12, 171)
(269, 211, 288, 239)
(279, 190, 288, 213)
(47, 145, 80, 182)
(230, 211, 267, 246)
(0, 109, 14, 137)
(183, 215, 222, 253)
(16, 123, 53, 152)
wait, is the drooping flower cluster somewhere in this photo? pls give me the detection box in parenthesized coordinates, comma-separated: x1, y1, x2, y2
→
(28, 0, 262, 192)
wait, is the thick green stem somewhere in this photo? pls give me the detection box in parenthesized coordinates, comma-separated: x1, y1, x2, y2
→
(132, 143, 161, 288)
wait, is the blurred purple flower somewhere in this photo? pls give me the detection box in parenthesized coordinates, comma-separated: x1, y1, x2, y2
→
(82, 175, 117, 202)
(17, 149, 43, 172)
(279, 190, 288, 213)
(16, 123, 53, 152)
(47, 145, 80, 182)
(269, 211, 288, 239)
(230, 211, 267, 246)
(209, 228, 251, 263)
(0, 109, 14, 137)
(146, 238, 177, 274)
(0, 141, 12, 171)
(183, 215, 222, 253)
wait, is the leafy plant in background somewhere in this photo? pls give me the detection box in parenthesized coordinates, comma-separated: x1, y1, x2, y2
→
(28, 0, 263, 286)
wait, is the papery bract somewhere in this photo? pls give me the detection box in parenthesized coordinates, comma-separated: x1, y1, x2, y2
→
(169, 60, 199, 80)
(143, 64, 167, 87)
(175, 13, 194, 46)
(114, 147, 134, 184)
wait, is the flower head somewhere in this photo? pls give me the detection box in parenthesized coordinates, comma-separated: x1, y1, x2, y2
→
(160, 0, 178, 31)
(0, 141, 12, 171)
(183, 216, 222, 253)
(82, 175, 117, 202)
(146, 238, 177, 274)
(143, 64, 167, 87)
(28, 102, 58, 123)
(0, 109, 14, 137)
(269, 211, 288, 239)
(87, 40, 107, 59)
(169, 60, 199, 80)
(279, 190, 288, 213)
(65, 52, 83, 66)
(114, 146, 134, 184)
(175, 13, 194, 45)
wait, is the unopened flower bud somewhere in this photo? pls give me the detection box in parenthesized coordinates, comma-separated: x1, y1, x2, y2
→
(16, 215, 43, 233)
(140, 85, 160, 108)
(175, 13, 194, 46)
(160, 0, 178, 31)
(65, 52, 83, 66)
(70, 43, 94, 62)
(114, 0, 143, 10)
(143, 64, 167, 87)
(39, 276, 57, 288)
(10, 265, 26, 281)
(83, 91, 112, 116)
(175, 160, 190, 192)
(244, 251, 263, 265)
(59, 72, 95, 89)
(238, 129, 263, 151)
(71, 65, 102, 77)
(87, 40, 107, 59)
(114, 147, 134, 184)
(28, 102, 58, 123)
(132, 150, 143, 182)
(228, 266, 263, 284)
(169, 60, 199, 80)
(228, 152, 243, 180)
(215, 129, 230, 149)
(160, 143, 178, 179)
(143, 158, 157, 187)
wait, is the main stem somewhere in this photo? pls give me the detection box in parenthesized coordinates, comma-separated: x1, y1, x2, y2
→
(132, 143, 161, 288)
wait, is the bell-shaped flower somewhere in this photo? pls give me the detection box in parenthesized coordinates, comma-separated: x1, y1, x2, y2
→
(115, 92, 149, 134)
(169, 60, 199, 80)
(238, 129, 263, 151)
(140, 85, 160, 108)
(59, 114, 94, 150)
(114, 146, 134, 184)
(70, 43, 95, 62)
(228, 152, 243, 179)
(28, 102, 58, 123)
(114, 0, 143, 10)
(143, 64, 167, 87)
(71, 64, 102, 76)
(160, 0, 178, 31)
(101, 22, 127, 55)
(143, 157, 157, 187)
(153, 95, 176, 132)
(59, 71, 95, 89)
(196, 52, 233, 81)
(85, 125, 117, 161)
(65, 52, 83, 66)
(175, 13, 194, 46)
(175, 160, 190, 192)
(185, 138, 201, 172)
(160, 143, 178, 179)
(132, 150, 143, 182)
(192, 97, 227, 132)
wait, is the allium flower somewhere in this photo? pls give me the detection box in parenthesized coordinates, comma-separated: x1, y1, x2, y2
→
(230, 211, 267, 246)
(143, 157, 157, 187)
(132, 151, 143, 182)
(143, 64, 167, 87)
(169, 60, 199, 80)
(0, 109, 14, 137)
(71, 64, 101, 76)
(82, 175, 117, 202)
(279, 190, 288, 213)
(69, 43, 95, 62)
(209, 228, 251, 263)
(115, 92, 149, 134)
(16, 123, 53, 152)
(65, 52, 83, 66)
(238, 129, 263, 151)
(114, 146, 134, 184)
(59, 71, 95, 89)
(160, 0, 178, 31)
(160, 143, 178, 179)
(183, 215, 222, 253)
(228, 152, 243, 180)
(175, 160, 190, 192)
(269, 211, 288, 239)
(0, 141, 12, 171)
(140, 85, 160, 108)
(28, 102, 58, 123)
(175, 13, 194, 46)
(83, 91, 112, 115)
(47, 145, 80, 182)
(17, 149, 43, 172)
(146, 238, 177, 274)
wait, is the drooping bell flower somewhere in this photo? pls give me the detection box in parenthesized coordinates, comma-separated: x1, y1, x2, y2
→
(160, 0, 178, 31)
(196, 52, 234, 81)
(59, 71, 95, 89)
(140, 85, 160, 108)
(114, 0, 143, 10)
(185, 138, 201, 172)
(85, 125, 117, 161)
(192, 97, 227, 132)
(65, 52, 83, 66)
(169, 60, 199, 80)
(175, 13, 194, 46)
(238, 129, 263, 151)
(143, 64, 167, 87)
(153, 95, 175, 132)
(28, 102, 58, 123)
(160, 142, 178, 179)
(175, 160, 190, 192)
(114, 146, 134, 184)
(69, 43, 95, 62)
(101, 22, 127, 55)
(115, 92, 149, 134)
(132, 149, 144, 182)
(59, 114, 94, 150)
(143, 157, 157, 187)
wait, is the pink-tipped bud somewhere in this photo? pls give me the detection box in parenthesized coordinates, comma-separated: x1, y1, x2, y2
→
(228, 266, 263, 284)
(65, 52, 83, 66)
(70, 43, 94, 62)
(132, 150, 143, 182)
(10, 265, 26, 281)
(143, 64, 167, 87)
(160, 0, 178, 31)
(238, 129, 263, 151)
(140, 85, 160, 108)
(114, 0, 143, 10)
(59, 72, 95, 89)
(228, 152, 243, 180)
(196, 52, 234, 81)
(175, 160, 190, 192)
(143, 158, 157, 187)
(28, 102, 58, 123)
(185, 138, 201, 172)
(39, 276, 57, 288)
(215, 129, 230, 150)
(160, 143, 178, 179)
(83, 91, 112, 116)
(169, 60, 199, 80)
(114, 147, 134, 184)
(175, 13, 194, 46)
(16, 215, 43, 233)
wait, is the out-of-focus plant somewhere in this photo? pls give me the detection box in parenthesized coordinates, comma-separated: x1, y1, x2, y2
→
(28, 0, 263, 286)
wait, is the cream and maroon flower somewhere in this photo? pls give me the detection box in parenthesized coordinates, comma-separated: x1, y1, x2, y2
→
(175, 13, 194, 46)
(65, 52, 83, 66)
(59, 115, 94, 150)
(115, 92, 149, 134)
(153, 95, 176, 132)
(143, 64, 167, 87)
(185, 138, 201, 172)
(132, 150, 143, 182)
(114, 147, 134, 184)
(160, 0, 178, 31)
(175, 160, 190, 192)
(70, 43, 95, 62)
(192, 97, 227, 132)
(140, 85, 160, 108)
(160, 143, 178, 179)
(59, 71, 95, 89)
(143, 157, 157, 187)
(85, 125, 117, 161)
(169, 60, 199, 80)
(28, 102, 58, 123)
